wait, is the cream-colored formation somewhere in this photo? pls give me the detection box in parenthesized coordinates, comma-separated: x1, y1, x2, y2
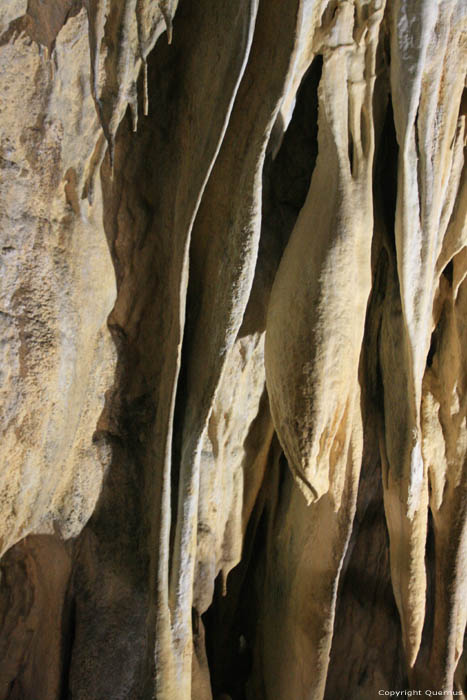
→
(0, 8, 116, 557)
(0, 0, 466, 698)
(381, 0, 467, 677)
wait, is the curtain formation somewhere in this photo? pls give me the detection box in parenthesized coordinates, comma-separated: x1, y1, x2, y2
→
(0, 1, 466, 698)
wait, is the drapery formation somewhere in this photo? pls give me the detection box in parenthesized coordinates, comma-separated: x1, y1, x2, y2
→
(0, 1, 466, 698)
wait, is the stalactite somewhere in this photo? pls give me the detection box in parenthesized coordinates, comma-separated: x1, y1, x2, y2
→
(381, 0, 466, 668)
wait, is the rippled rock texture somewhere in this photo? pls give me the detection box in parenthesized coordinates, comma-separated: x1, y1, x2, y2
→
(0, 1, 466, 698)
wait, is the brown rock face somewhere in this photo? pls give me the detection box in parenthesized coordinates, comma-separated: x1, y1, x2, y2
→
(0, 1, 466, 699)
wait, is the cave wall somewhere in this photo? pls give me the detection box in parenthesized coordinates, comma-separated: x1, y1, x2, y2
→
(0, 1, 466, 698)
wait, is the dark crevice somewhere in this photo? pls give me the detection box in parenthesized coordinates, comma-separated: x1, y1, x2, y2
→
(410, 508, 436, 686)
(442, 258, 453, 285)
(427, 324, 439, 368)
(59, 594, 76, 700)
(376, 99, 398, 255)
(364, 241, 389, 415)
(424, 509, 436, 652)
(203, 494, 269, 700)
(6, 678, 22, 700)
(414, 105, 424, 228)
(361, 104, 369, 160)
(325, 427, 407, 698)
(266, 55, 322, 251)
(239, 54, 322, 338)
(348, 127, 355, 175)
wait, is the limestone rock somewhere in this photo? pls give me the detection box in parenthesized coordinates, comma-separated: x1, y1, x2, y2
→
(0, 1, 466, 699)
(0, 7, 116, 557)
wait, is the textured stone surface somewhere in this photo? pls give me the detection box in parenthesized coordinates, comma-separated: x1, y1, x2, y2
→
(0, 0, 466, 698)
(0, 7, 116, 557)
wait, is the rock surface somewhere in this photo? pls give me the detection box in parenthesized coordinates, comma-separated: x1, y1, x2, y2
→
(0, 0, 466, 698)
